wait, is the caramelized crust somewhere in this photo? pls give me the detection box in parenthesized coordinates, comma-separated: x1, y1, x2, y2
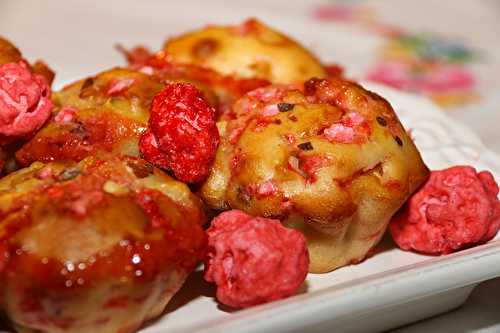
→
(54, 67, 163, 122)
(0, 37, 22, 65)
(163, 19, 327, 84)
(0, 156, 206, 333)
(16, 68, 165, 166)
(200, 78, 429, 273)
(120, 45, 270, 116)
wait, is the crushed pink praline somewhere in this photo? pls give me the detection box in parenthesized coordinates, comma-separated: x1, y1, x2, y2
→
(390, 166, 500, 255)
(204, 209, 309, 308)
(0, 61, 53, 137)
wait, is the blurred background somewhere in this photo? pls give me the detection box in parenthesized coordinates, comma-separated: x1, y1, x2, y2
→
(1, 0, 500, 332)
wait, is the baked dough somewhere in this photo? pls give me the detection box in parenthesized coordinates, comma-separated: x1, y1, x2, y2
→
(16, 68, 164, 166)
(164, 19, 327, 84)
(200, 78, 429, 272)
(0, 156, 206, 333)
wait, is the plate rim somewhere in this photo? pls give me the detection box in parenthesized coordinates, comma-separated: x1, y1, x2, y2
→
(181, 241, 500, 333)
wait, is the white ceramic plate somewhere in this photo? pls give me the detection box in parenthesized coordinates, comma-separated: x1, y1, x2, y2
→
(137, 83, 500, 333)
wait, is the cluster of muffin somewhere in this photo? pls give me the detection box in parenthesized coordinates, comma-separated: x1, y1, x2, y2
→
(0, 19, 497, 333)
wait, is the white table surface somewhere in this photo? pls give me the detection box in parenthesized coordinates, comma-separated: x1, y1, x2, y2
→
(1, 0, 499, 332)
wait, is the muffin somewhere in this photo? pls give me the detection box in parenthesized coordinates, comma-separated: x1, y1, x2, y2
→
(15, 68, 164, 166)
(163, 19, 327, 84)
(0, 156, 206, 333)
(200, 77, 429, 272)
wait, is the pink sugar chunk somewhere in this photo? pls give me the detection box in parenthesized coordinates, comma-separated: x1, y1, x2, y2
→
(0, 61, 53, 137)
(105, 78, 135, 96)
(54, 106, 78, 124)
(390, 166, 500, 255)
(204, 210, 309, 308)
